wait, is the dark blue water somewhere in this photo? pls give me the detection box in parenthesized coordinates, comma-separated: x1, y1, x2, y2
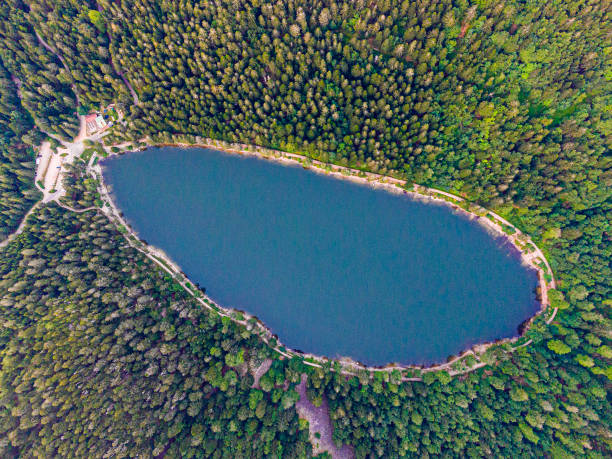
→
(103, 147, 539, 365)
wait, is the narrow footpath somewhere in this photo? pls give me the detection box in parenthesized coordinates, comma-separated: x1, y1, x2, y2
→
(35, 31, 81, 108)
(0, 201, 42, 249)
(1, 78, 558, 386)
(95, 1, 140, 105)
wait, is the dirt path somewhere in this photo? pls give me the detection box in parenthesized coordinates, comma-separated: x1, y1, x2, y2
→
(22, 107, 558, 384)
(251, 359, 273, 388)
(0, 200, 42, 249)
(35, 31, 81, 108)
(59, 204, 98, 214)
(119, 70, 140, 105)
(74, 115, 87, 142)
(296, 375, 354, 459)
(40, 125, 90, 203)
(44, 152, 62, 192)
(35, 141, 52, 186)
(35, 32, 66, 66)
(96, 2, 140, 106)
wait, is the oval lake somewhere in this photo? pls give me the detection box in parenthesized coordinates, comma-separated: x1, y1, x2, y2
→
(102, 147, 539, 366)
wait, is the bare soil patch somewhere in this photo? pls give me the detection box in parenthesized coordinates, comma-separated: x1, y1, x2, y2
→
(296, 375, 354, 459)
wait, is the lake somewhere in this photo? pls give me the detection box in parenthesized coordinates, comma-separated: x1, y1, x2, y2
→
(102, 147, 539, 366)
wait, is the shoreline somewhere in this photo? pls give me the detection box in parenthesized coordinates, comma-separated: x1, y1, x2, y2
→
(91, 138, 557, 379)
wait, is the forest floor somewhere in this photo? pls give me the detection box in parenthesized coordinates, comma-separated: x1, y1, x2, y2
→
(296, 375, 354, 459)
(43, 151, 61, 193)
(37, 116, 108, 204)
(251, 359, 273, 389)
(35, 141, 51, 186)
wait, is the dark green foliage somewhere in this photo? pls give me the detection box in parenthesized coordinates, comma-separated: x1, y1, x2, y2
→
(0, 0, 79, 139)
(0, 0, 609, 457)
(0, 59, 42, 239)
(27, 0, 130, 107)
(309, 330, 611, 457)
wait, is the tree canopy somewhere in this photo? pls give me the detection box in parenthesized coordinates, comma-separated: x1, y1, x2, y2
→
(0, 0, 609, 457)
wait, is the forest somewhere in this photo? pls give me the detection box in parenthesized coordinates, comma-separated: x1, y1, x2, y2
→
(0, 59, 42, 240)
(0, 0, 610, 457)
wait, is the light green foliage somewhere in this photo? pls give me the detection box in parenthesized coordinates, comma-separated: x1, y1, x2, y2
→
(597, 345, 612, 359)
(87, 9, 102, 28)
(225, 348, 245, 367)
(549, 289, 571, 310)
(436, 371, 452, 385)
(510, 386, 529, 402)
(548, 340, 572, 355)
(575, 354, 595, 368)
(519, 422, 539, 444)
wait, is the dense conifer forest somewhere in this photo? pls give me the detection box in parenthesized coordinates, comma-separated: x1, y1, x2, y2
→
(0, 0, 610, 457)
(0, 60, 42, 239)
